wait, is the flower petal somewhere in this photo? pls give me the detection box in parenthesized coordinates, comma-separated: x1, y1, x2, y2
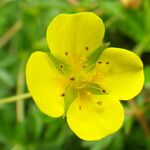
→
(67, 94, 124, 141)
(26, 51, 69, 117)
(94, 48, 144, 100)
(46, 12, 105, 67)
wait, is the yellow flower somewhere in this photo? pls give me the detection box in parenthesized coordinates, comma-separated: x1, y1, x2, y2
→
(26, 12, 144, 141)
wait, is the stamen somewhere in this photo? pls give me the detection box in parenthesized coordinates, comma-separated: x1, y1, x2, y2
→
(97, 61, 102, 64)
(80, 56, 86, 62)
(70, 77, 75, 81)
(106, 61, 109, 64)
(59, 64, 64, 69)
(65, 52, 68, 56)
(85, 46, 89, 51)
(82, 64, 87, 68)
(79, 105, 82, 110)
(102, 89, 106, 93)
(98, 72, 102, 76)
(61, 93, 65, 97)
(97, 101, 102, 105)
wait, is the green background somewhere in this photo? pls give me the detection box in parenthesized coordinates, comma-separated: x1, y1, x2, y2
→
(0, 0, 150, 150)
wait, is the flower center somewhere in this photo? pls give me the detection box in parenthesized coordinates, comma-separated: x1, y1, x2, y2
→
(61, 56, 110, 114)
(67, 59, 106, 95)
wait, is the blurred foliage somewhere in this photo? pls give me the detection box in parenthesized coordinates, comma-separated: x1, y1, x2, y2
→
(0, 0, 150, 150)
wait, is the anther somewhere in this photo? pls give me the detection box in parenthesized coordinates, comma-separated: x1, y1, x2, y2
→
(70, 77, 75, 81)
(65, 52, 68, 56)
(59, 64, 64, 69)
(82, 64, 87, 68)
(85, 46, 89, 51)
(102, 89, 106, 93)
(97, 61, 102, 64)
(79, 105, 82, 110)
(106, 61, 109, 64)
(61, 93, 65, 97)
(80, 56, 86, 62)
(97, 101, 102, 105)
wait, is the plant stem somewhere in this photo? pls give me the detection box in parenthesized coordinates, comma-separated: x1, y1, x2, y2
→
(0, 93, 31, 104)
(133, 36, 150, 56)
(105, 16, 119, 29)
(16, 61, 25, 122)
(0, 20, 22, 48)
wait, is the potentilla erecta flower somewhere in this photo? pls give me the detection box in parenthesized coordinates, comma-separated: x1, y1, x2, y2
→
(26, 12, 144, 141)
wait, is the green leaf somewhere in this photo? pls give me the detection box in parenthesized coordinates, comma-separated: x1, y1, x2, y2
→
(49, 52, 71, 76)
(143, 0, 150, 34)
(144, 66, 150, 88)
(124, 115, 134, 136)
(86, 42, 110, 66)
(82, 134, 114, 150)
(86, 82, 105, 95)
(0, 69, 14, 87)
(64, 85, 78, 116)
(98, 0, 124, 17)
